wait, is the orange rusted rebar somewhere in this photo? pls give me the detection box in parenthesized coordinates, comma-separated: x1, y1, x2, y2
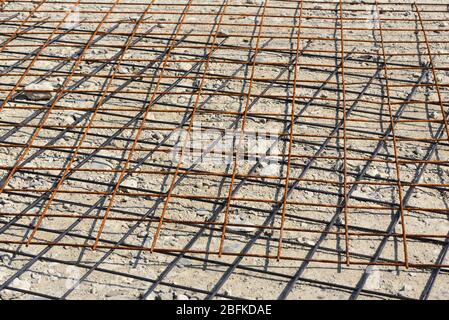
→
(149, 0, 231, 252)
(91, 0, 193, 250)
(276, 0, 304, 261)
(217, 0, 270, 257)
(26, 0, 151, 245)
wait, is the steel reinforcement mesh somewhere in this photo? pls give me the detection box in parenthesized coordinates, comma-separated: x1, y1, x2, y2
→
(0, 0, 448, 300)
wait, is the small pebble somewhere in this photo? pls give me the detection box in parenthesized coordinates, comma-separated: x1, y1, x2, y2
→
(414, 147, 424, 156)
(429, 111, 438, 119)
(151, 132, 164, 142)
(121, 178, 138, 190)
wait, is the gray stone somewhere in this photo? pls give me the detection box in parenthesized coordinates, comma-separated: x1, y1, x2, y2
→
(332, 160, 343, 171)
(176, 258, 188, 268)
(223, 243, 240, 253)
(23, 82, 54, 101)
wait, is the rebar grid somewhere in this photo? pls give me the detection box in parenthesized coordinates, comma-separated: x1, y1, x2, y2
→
(0, 0, 448, 300)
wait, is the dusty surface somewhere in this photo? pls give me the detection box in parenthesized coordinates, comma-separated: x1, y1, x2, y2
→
(0, 0, 448, 300)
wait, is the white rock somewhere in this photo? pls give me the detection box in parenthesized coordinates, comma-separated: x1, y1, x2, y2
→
(89, 285, 98, 295)
(177, 96, 188, 104)
(194, 180, 204, 188)
(143, 292, 157, 300)
(121, 178, 138, 190)
(156, 290, 174, 300)
(91, 160, 113, 170)
(12, 278, 31, 291)
(92, 48, 107, 55)
(168, 236, 177, 246)
(23, 82, 54, 101)
(137, 231, 147, 239)
(0, 254, 12, 265)
(368, 167, 381, 178)
(398, 284, 412, 297)
(297, 237, 316, 246)
(196, 209, 209, 217)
